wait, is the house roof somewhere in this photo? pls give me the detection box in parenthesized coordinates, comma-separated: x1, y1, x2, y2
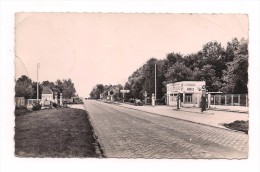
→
(108, 86, 119, 92)
(42, 88, 53, 94)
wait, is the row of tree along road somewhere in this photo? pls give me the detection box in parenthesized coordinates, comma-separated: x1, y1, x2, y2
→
(15, 76, 77, 101)
(90, 38, 248, 103)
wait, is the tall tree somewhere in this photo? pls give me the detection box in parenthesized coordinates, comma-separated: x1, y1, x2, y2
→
(58, 79, 76, 99)
(89, 84, 105, 99)
(165, 62, 193, 83)
(193, 65, 222, 92)
(201, 41, 226, 78)
(221, 39, 248, 94)
(15, 75, 34, 99)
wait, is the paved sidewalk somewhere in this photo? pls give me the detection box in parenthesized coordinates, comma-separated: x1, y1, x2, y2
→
(117, 103, 249, 130)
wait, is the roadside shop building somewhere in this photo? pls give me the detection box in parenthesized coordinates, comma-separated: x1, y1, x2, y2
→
(166, 81, 206, 107)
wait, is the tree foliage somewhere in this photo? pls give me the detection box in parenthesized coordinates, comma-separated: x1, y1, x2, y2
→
(15, 76, 77, 99)
(90, 84, 123, 100)
(15, 75, 34, 99)
(57, 79, 77, 99)
(90, 38, 248, 99)
(124, 38, 248, 98)
(221, 39, 248, 94)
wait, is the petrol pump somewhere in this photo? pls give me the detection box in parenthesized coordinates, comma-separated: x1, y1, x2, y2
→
(177, 92, 181, 110)
(201, 85, 207, 112)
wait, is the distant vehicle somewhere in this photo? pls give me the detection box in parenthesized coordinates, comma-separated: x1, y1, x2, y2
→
(63, 99, 73, 104)
(71, 97, 83, 104)
(134, 99, 143, 106)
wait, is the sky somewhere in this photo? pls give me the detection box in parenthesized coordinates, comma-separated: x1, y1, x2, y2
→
(15, 13, 248, 98)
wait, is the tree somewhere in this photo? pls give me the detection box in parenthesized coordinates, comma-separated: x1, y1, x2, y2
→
(125, 58, 166, 100)
(221, 39, 248, 94)
(127, 66, 145, 99)
(90, 37, 248, 99)
(32, 81, 43, 99)
(193, 65, 221, 92)
(15, 75, 34, 99)
(225, 38, 240, 62)
(89, 84, 105, 99)
(142, 58, 157, 98)
(165, 62, 193, 83)
(201, 41, 226, 78)
(165, 52, 184, 67)
(57, 79, 76, 99)
(183, 52, 203, 71)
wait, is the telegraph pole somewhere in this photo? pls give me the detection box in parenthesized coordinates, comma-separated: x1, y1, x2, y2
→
(37, 63, 40, 102)
(155, 63, 157, 102)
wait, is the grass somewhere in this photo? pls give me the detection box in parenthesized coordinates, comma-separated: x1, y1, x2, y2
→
(15, 107, 32, 116)
(223, 120, 249, 134)
(15, 108, 99, 157)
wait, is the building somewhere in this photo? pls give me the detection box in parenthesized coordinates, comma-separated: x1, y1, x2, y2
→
(107, 86, 120, 101)
(166, 81, 206, 107)
(41, 87, 54, 104)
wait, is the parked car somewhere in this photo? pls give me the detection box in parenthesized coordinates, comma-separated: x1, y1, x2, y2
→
(63, 99, 73, 104)
(134, 99, 143, 106)
(72, 97, 83, 104)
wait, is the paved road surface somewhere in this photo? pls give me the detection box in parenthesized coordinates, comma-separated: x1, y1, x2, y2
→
(83, 100, 248, 159)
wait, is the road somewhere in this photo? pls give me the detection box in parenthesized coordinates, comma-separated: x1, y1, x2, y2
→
(83, 100, 248, 159)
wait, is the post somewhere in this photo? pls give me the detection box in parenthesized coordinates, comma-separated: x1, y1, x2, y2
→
(183, 92, 185, 104)
(246, 94, 248, 107)
(152, 93, 155, 106)
(155, 63, 157, 104)
(123, 85, 125, 102)
(60, 93, 63, 106)
(238, 94, 240, 106)
(201, 94, 206, 112)
(55, 92, 58, 103)
(177, 93, 180, 110)
(207, 93, 211, 108)
(225, 95, 227, 106)
(37, 63, 40, 102)
(144, 91, 147, 105)
(231, 94, 234, 106)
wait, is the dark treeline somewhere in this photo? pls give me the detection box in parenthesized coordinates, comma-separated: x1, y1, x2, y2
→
(15, 75, 77, 99)
(90, 84, 123, 100)
(90, 38, 248, 100)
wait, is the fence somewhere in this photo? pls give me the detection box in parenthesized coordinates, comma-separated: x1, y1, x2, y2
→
(210, 94, 248, 107)
(15, 97, 26, 107)
(26, 99, 41, 108)
(180, 93, 248, 107)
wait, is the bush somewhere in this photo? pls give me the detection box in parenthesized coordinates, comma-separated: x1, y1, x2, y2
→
(32, 102, 42, 111)
(129, 99, 135, 103)
(223, 120, 248, 134)
(53, 102, 59, 108)
(15, 106, 27, 110)
(15, 107, 31, 116)
(156, 98, 166, 105)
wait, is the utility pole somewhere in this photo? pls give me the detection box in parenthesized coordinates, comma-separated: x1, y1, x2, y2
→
(155, 63, 157, 102)
(37, 63, 40, 102)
